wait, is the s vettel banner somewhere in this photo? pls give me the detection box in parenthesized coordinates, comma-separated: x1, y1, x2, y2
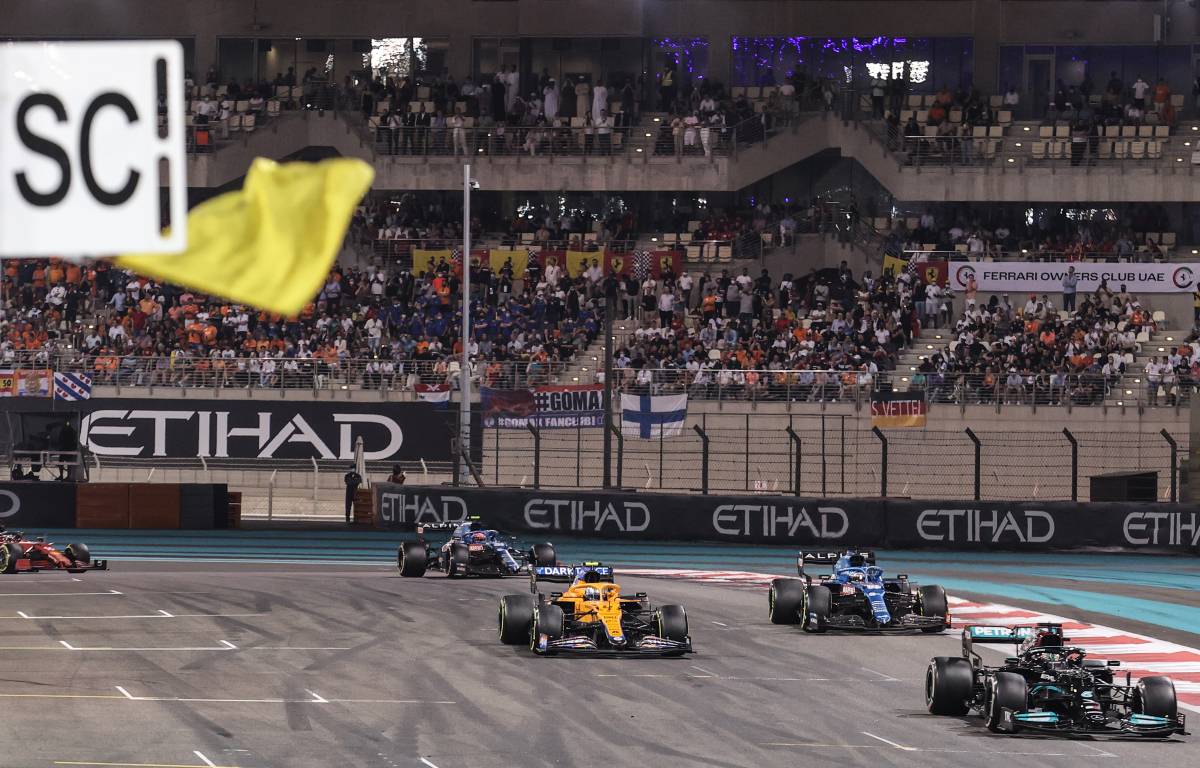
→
(871, 390, 927, 428)
(948, 262, 1198, 294)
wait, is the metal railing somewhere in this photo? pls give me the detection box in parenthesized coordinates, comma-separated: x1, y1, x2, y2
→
(864, 119, 1200, 173)
(895, 248, 1193, 263)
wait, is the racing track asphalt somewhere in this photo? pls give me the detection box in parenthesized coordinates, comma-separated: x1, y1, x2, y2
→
(1, 560, 1196, 768)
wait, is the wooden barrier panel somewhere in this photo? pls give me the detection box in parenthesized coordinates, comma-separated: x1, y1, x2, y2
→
(128, 484, 181, 529)
(227, 491, 242, 529)
(76, 483, 131, 528)
(352, 487, 375, 526)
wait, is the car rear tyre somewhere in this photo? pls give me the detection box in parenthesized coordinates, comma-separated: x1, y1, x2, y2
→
(64, 543, 91, 565)
(985, 671, 1028, 732)
(918, 584, 948, 633)
(802, 584, 832, 633)
(446, 543, 470, 578)
(1134, 676, 1177, 719)
(656, 604, 688, 642)
(768, 578, 805, 625)
(531, 603, 565, 652)
(925, 656, 974, 715)
(0, 543, 20, 574)
(498, 594, 536, 645)
(397, 542, 429, 577)
(531, 543, 556, 567)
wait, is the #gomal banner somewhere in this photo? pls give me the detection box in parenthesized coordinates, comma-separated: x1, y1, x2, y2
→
(481, 385, 604, 429)
(949, 262, 1200, 294)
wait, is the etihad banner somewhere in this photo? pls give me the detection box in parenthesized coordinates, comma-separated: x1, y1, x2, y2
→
(871, 390, 927, 428)
(481, 384, 604, 429)
(949, 261, 1199, 294)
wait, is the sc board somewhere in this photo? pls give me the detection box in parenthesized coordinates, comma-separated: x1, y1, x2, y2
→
(0, 40, 187, 256)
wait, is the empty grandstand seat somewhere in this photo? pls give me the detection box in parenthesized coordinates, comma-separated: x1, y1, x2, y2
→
(1097, 140, 1113, 159)
(216, 85, 228, 97)
(417, 86, 431, 100)
(409, 101, 421, 113)
(275, 86, 291, 99)
(686, 245, 702, 263)
(687, 220, 701, 232)
(1147, 141, 1162, 159)
(463, 117, 475, 127)
(1162, 232, 1176, 247)
(1121, 125, 1136, 138)
(915, 110, 928, 123)
(1031, 141, 1046, 160)
(731, 87, 746, 98)
(923, 95, 936, 107)
(949, 108, 962, 123)
(1154, 125, 1169, 138)
(905, 217, 920, 230)
(678, 232, 693, 243)
(242, 114, 256, 132)
(988, 126, 1003, 138)
(234, 100, 249, 113)
(989, 95, 1003, 108)
(1130, 140, 1146, 160)
(520, 233, 534, 243)
(228, 115, 242, 132)
(1114, 141, 1127, 158)
(1152, 310, 1167, 324)
(1137, 125, 1153, 138)
(584, 233, 598, 243)
(923, 125, 938, 137)
(663, 233, 677, 244)
(267, 100, 281, 116)
(1103, 125, 1119, 138)
(1054, 124, 1069, 138)
(1048, 141, 1064, 160)
(907, 94, 922, 108)
(997, 110, 1012, 126)
(376, 100, 390, 114)
(1170, 94, 1185, 108)
(716, 245, 732, 262)
(745, 87, 761, 99)
(900, 109, 915, 123)
(973, 126, 988, 138)
(570, 117, 585, 128)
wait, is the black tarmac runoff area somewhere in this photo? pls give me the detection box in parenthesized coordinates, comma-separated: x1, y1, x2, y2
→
(0, 561, 1193, 768)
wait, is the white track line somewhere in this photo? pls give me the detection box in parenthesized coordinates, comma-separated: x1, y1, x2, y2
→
(192, 751, 217, 768)
(0, 589, 122, 597)
(419, 759, 440, 768)
(860, 732, 916, 751)
(58, 639, 238, 652)
(18, 610, 174, 620)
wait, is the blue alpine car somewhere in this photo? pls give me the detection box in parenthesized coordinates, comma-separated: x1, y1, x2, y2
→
(768, 549, 949, 633)
(397, 517, 557, 578)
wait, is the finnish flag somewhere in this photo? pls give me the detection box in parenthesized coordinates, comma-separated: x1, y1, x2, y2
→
(621, 393, 687, 439)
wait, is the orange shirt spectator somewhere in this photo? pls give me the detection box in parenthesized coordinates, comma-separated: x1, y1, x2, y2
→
(65, 263, 82, 284)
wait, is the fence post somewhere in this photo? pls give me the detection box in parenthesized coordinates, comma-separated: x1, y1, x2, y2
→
(527, 423, 541, 489)
(965, 427, 981, 501)
(785, 426, 802, 496)
(494, 428, 500, 485)
(1062, 428, 1078, 501)
(872, 426, 888, 497)
(1161, 429, 1178, 502)
(610, 423, 624, 488)
(693, 424, 710, 495)
(820, 413, 827, 495)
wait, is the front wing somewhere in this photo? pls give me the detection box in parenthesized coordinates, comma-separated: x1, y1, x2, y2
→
(13, 558, 109, 574)
(824, 613, 946, 632)
(994, 708, 1186, 738)
(535, 633, 692, 657)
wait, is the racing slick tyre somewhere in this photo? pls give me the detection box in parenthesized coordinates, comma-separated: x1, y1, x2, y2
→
(397, 542, 429, 577)
(64, 543, 91, 565)
(531, 543, 557, 568)
(801, 584, 832, 633)
(656, 604, 689, 642)
(1134, 676, 1178, 719)
(531, 603, 565, 653)
(0, 543, 21, 574)
(985, 671, 1029, 732)
(445, 543, 470, 578)
(917, 584, 948, 632)
(768, 578, 805, 624)
(498, 594, 536, 645)
(925, 656, 974, 715)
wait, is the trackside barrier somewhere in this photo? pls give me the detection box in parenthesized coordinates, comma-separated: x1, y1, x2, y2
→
(0, 482, 232, 529)
(372, 484, 1200, 551)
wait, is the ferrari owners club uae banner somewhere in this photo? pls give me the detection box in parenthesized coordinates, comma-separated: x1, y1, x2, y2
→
(871, 390, 927, 428)
(481, 384, 604, 428)
(948, 262, 1199, 294)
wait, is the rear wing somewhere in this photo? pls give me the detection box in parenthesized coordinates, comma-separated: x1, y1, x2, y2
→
(529, 562, 613, 591)
(962, 623, 1065, 661)
(795, 549, 875, 577)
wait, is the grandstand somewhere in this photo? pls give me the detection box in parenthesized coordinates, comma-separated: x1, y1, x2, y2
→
(3, 0, 1200, 504)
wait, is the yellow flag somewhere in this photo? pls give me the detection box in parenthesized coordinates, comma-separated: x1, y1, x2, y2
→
(883, 253, 907, 279)
(117, 157, 374, 316)
(412, 249, 451, 276)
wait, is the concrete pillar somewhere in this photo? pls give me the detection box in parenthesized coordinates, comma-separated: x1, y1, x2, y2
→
(447, 30, 472, 79)
(972, 0, 1002, 94)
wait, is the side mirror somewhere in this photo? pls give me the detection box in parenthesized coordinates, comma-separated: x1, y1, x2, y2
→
(1004, 657, 1021, 666)
(1107, 660, 1121, 667)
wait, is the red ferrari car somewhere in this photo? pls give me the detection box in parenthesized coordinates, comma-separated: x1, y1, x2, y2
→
(0, 530, 108, 574)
